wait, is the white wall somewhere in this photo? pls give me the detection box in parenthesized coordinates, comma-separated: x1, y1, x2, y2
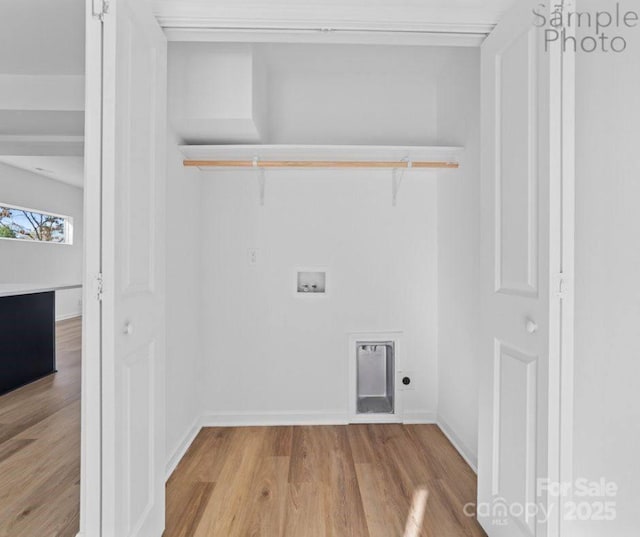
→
(435, 48, 481, 468)
(164, 130, 203, 472)
(568, 18, 640, 537)
(198, 168, 438, 422)
(0, 161, 83, 319)
(265, 44, 439, 145)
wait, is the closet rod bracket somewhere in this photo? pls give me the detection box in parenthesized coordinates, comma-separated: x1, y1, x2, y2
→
(253, 157, 266, 206)
(392, 158, 410, 207)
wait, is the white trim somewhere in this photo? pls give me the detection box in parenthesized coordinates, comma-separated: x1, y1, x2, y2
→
(165, 418, 202, 481)
(558, 3, 576, 535)
(200, 411, 349, 427)
(163, 28, 486, 47)
(154, 1, 502, 37)
(191, 410, 439, 428)
(437, 415, 478, 473)
(403, 411, 438, 425)
(0, 236, 74, 246)
(78, 4, 104, 537)
(349, 413, 403, 425)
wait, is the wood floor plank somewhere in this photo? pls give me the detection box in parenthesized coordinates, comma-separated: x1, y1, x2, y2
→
(164, 482, 215, 537)
(346, 424, 375, 464)
(355, 462, 405, 537)
(287, 425, 329, 484)
(408, 425, 478, 506)
(169, 427, 234, 485)
(167, 423, 487, 537)
(235, 455, 290, 537)
(361, 425, 417, 533)
(192, 427, 269, 537)
(323, 426, 370, 537)
(0, 439, 35, 465)
(283, 483, 327, 537)
(269, 425, 293, 457)
(421, 478, 479, 537)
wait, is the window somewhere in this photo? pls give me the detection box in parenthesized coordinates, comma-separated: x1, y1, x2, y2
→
(0, 204, 73, 244)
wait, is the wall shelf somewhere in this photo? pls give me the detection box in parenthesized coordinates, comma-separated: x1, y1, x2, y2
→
(180, 144, 463, 206)
(180, 144, 464, 170)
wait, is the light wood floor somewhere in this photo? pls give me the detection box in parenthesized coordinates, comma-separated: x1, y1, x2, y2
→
(0, 317, 81, 537)
(166, 424, 487, 537)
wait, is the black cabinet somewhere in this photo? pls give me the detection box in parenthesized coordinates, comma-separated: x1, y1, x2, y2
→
(0, 291, 56, 395)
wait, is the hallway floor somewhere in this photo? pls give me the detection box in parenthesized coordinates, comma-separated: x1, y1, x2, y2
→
(0, 318, 81, 537)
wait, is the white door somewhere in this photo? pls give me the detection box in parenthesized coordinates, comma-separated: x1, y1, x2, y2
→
(478, 2, 567, 536)
(96, 1, 167, 535)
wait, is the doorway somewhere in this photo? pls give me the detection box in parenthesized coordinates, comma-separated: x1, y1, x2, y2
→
(0, 1, 86, 535)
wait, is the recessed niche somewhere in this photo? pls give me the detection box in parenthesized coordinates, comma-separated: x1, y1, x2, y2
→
(296, 271, 326, 294)
(356, 341, 395, 414)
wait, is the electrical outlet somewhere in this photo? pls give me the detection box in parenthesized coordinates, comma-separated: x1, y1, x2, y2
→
(248, 248, 258, 266)
(398, 371, 415, 391)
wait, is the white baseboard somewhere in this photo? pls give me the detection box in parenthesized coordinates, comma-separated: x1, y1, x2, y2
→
(200, 410, 349, 427)
(56, 312, 82, 322)
(402, 411, 438, 424)
(437, 415, 478, 473)
(165, 418, 202, 481)
(199, 410, 439, 426)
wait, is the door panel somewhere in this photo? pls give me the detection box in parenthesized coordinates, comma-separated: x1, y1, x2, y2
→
(495, 342, 538, 536)
(479, 2, 563, 537)
(495, 27, 539, 296)
(119, 17, 158, 295)
(100, 1, 167, 536)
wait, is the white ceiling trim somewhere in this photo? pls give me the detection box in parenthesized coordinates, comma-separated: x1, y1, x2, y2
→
(154, 2, 500, 44)
(162, 28, 486, 47)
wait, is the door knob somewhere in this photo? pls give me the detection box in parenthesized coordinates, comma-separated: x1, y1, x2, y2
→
(123, 321, 134, 336)
(526, 319, 538, 334)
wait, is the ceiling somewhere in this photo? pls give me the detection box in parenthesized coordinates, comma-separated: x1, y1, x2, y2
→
(0, 156, 84, 188)
(0, 0, 85, 188)
(0, 0, 84, 75)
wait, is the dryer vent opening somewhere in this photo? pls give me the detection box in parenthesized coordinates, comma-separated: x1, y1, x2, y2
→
(356, 341, 395, 414)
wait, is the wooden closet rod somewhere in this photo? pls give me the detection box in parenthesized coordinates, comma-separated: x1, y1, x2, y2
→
(183, 160, 459, 169)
